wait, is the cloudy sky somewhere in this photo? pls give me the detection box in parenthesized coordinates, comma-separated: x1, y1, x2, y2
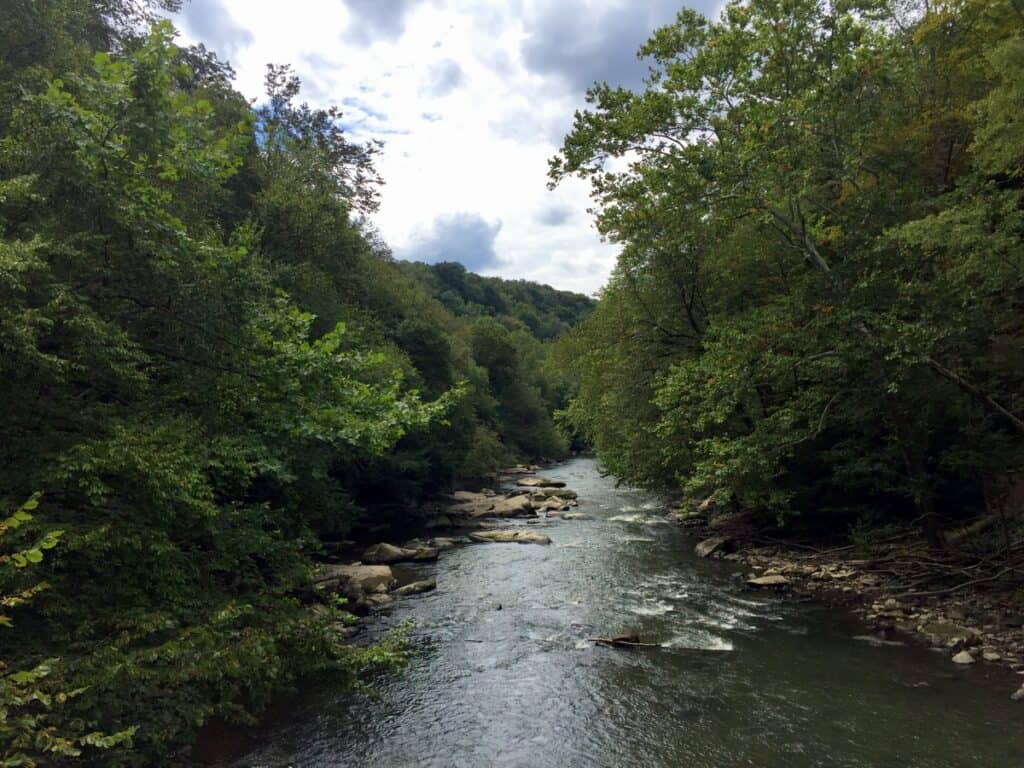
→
(172, 0, 721, 295)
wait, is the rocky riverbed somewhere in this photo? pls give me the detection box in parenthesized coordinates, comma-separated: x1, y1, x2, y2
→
(313, 465, 580, 618)
(677, 507, 1024, 701)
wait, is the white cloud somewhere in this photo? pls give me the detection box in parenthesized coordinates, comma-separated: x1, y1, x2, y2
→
(170, 1, 722, 295)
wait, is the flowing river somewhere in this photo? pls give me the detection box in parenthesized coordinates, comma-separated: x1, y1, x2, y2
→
(227, 458, 1024, 767)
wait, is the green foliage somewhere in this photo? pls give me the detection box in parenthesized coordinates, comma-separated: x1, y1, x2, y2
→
(2, 495, 136, 767)
(553, 0, 1024, 538)
(0, 4, 588, 762)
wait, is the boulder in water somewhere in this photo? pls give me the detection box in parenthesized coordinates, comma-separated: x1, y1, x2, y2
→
(448, 500, 495, 518)
(747, 574, 790, 588)
(490, 495, 535, 517)
(533, 487, 577, 499)
(469, 529, 551, 545)
(394, 577, 437, 596)
(314, 563, 396, 611)
(694, 537, 730, 558)
(952, 650, 976, 665)
(364, 592, 395, 609)
(920, 621, 981, 649)
(362, 542, 438, 564)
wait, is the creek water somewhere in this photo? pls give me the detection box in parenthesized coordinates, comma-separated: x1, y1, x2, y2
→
(227, 458, 1024, 767)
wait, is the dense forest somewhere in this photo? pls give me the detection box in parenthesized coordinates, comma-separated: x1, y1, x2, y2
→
(0, 2, 589, 764)
(3, 0, 1024, 764)
(553, 0, 1023, 547)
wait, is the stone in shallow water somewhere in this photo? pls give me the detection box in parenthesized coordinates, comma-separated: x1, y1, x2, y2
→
(489, 495, 536, 517)
(394, 578, 437, 596)
(952, 650, 976, 665)
(694, 537, 729, 558)
(362, 542, 439, 564)
(469, 529, 551, 545)
(314, 563, 394, 594)
(747, 574, 790, 588)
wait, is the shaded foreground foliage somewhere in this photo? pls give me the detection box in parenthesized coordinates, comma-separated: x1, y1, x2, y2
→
(552, 0, 1023, 547)
(0, 2, 589, 764)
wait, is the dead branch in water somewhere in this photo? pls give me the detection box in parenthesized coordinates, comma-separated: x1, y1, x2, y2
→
(590, 636, 661, 648)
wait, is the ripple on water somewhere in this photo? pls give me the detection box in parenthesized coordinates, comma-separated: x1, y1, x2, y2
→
(628, 600, 676, 617)
(608, 512, 645, 523)
(661, 630, 734, 652)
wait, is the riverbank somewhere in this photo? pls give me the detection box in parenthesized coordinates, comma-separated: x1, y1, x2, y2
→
(675, 507, 1024, 700)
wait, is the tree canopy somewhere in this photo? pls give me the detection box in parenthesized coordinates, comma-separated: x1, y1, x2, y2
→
(552, 0, 1023, 544)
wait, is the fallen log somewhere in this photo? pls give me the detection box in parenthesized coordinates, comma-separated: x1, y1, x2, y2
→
(590, 635, 661, 649)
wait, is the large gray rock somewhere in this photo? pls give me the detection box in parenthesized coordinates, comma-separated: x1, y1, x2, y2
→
(394, 577, 437, 596)
(694, 537, 729, 558)
(539, 497, 570, 512)
(448, 500, 496, 518)
(469, 529, 551, 545)
(952, 650, 976, 665)
(532, 487, 577, 499)
(362, 542, 438, 564)
(313, 561, 393, 598)
(747, 574, 790, 588)
(364, 592, 395, 609)
(490, 495, 535, 517)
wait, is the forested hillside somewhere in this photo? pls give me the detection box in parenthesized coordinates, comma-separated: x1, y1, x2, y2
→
(552, 0, 1023, 546)
(0, 2, 587, 764)
(400, 260, 595, 341)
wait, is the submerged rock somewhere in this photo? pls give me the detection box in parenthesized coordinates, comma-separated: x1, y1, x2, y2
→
(1011, 685, 1024, 702)
(920, 621, 981, 649)
(394, 577, 437, 596)
(562, 512, 588, 520)
(952, 650, 976, 665)
(501, 465, 534, 475)
(469, 529, 551, 545)
(695, 537, 730, 558)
